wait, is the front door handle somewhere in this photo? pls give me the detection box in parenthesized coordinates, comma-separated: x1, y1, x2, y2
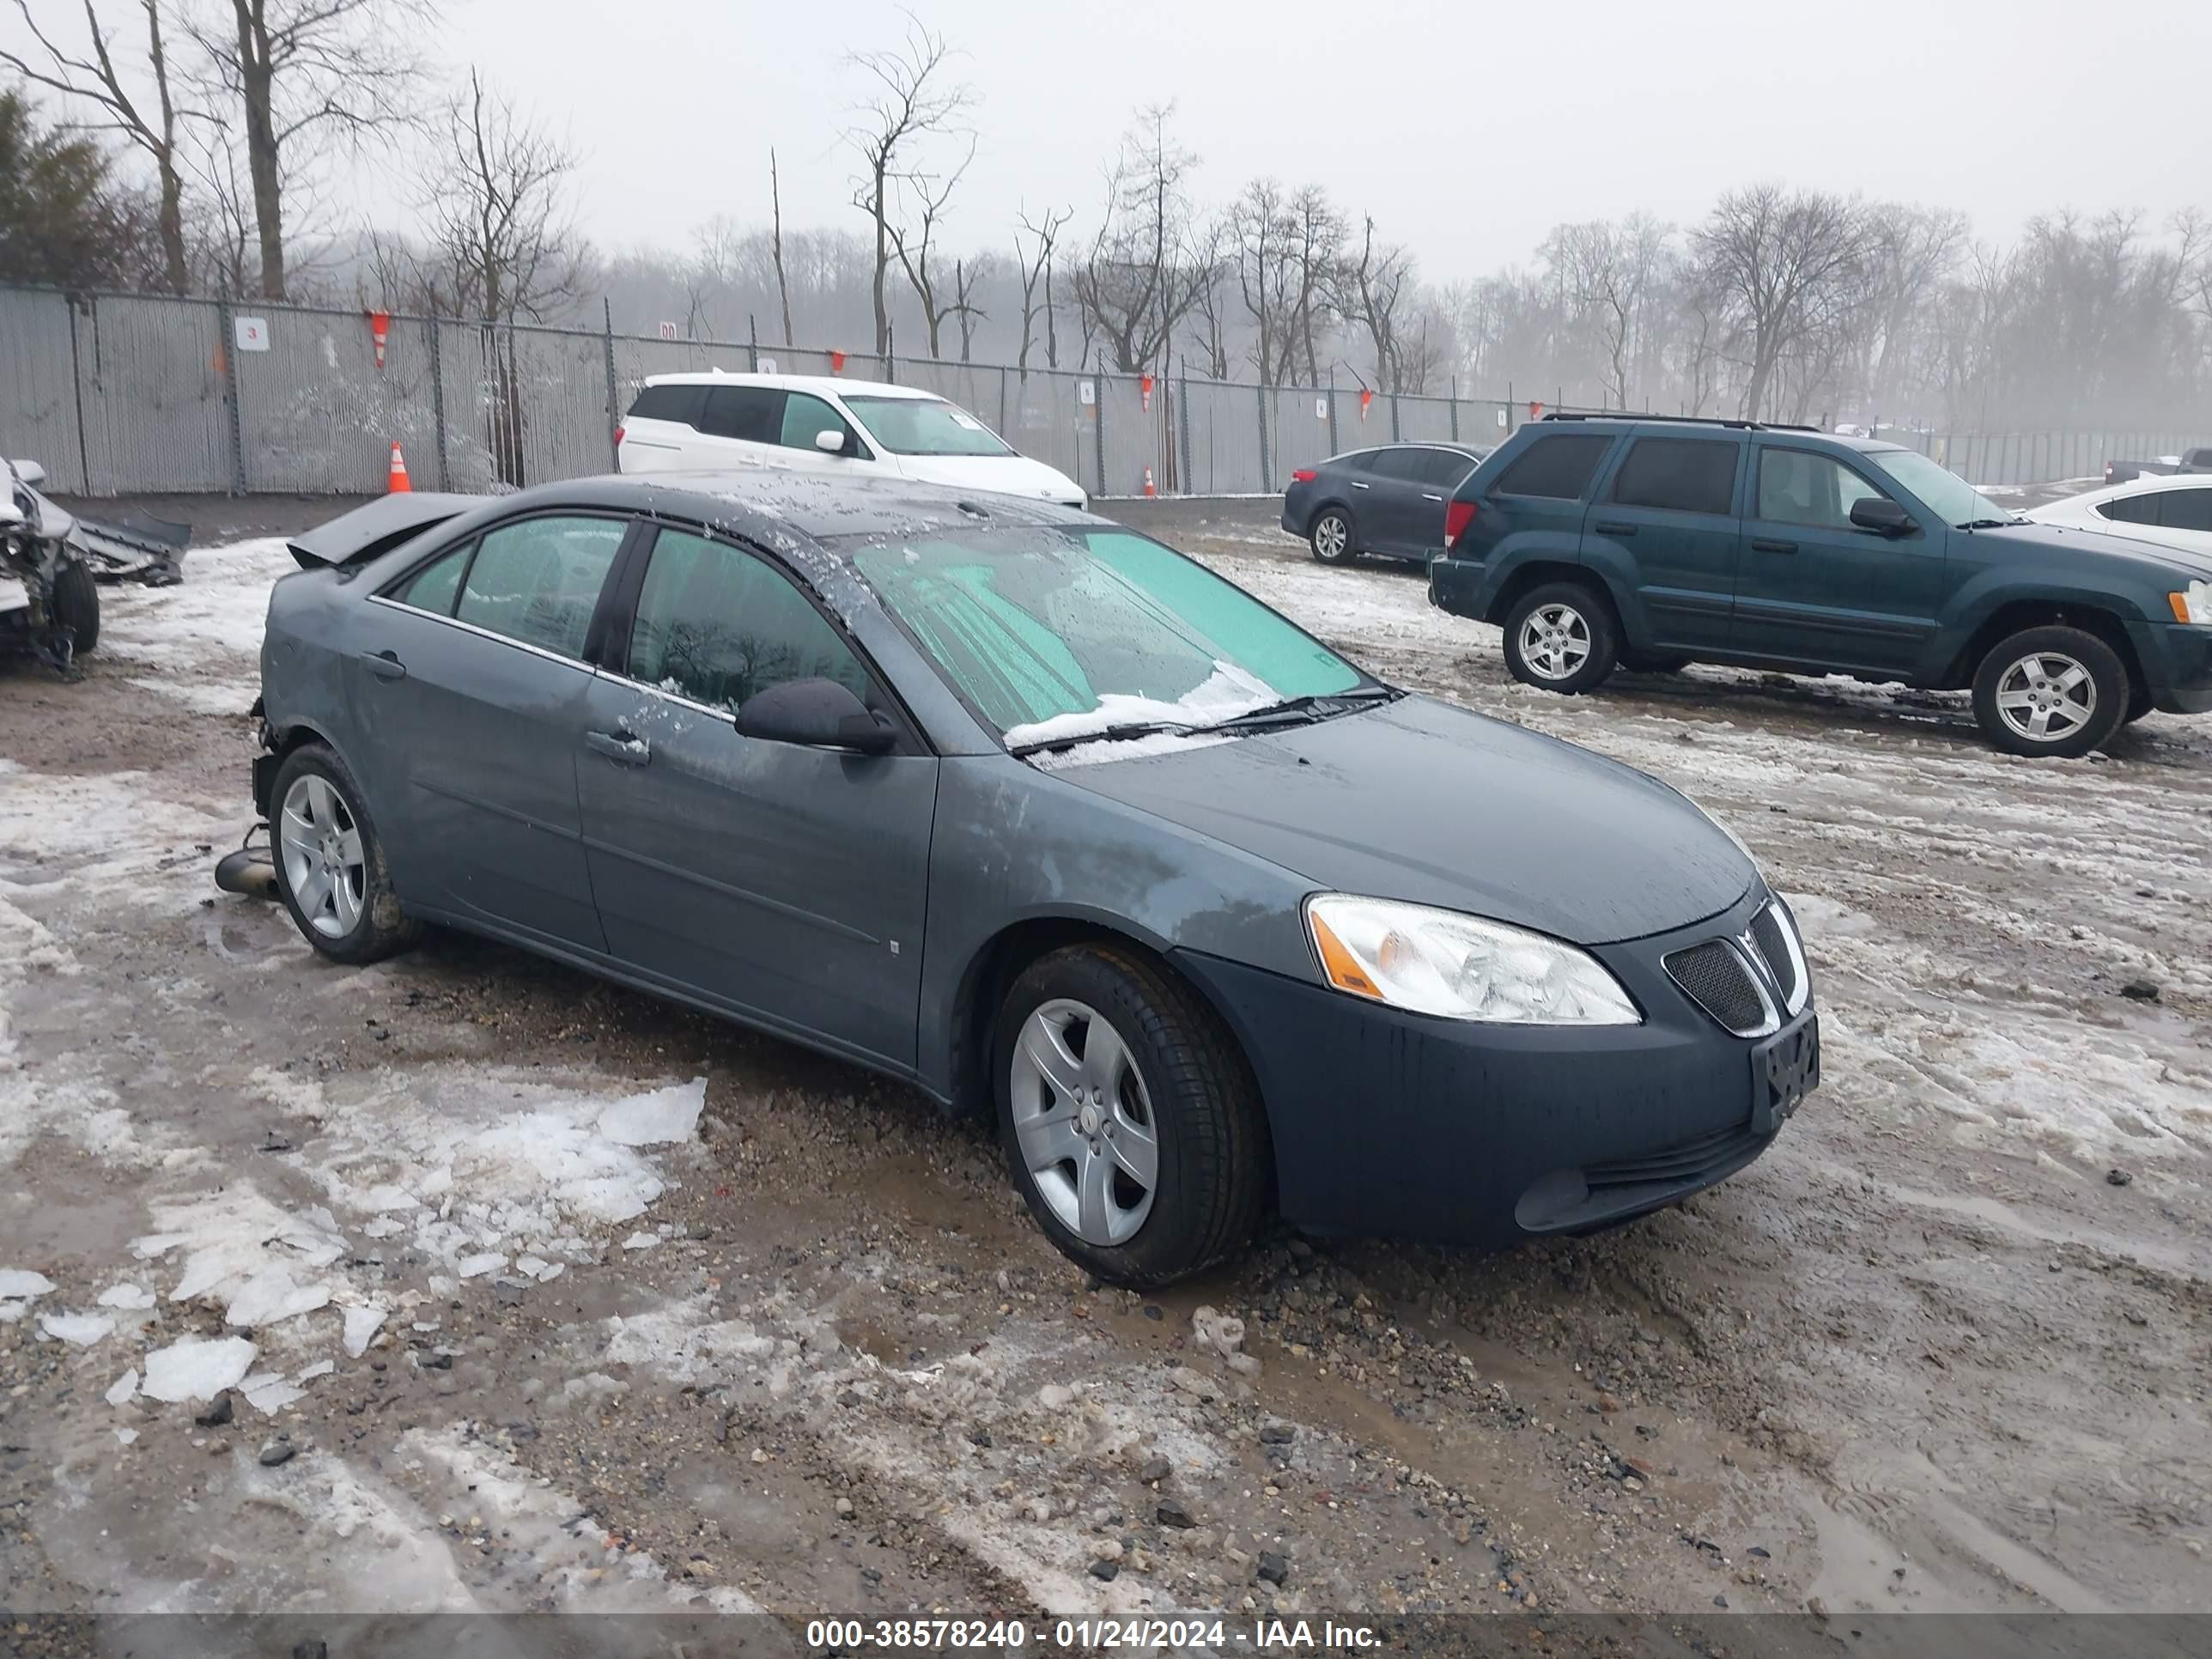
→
(1594, 521, 1638, 537)
(362, 649, 406, 681)
(1751, 538, 1799, 555)
(586, 729, 651, 766)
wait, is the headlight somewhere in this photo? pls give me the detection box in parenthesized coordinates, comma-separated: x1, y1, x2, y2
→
(2172, 580, 2212, 624)
(1304, 895, 1641, 1025)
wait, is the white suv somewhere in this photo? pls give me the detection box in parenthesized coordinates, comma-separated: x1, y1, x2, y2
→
(616, 372, 1087, 508)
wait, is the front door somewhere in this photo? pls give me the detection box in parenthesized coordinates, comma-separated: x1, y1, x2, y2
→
(1357, 448, 1438, 557)
(351, 513, 632, 951)
(575, 526, 938, 1070)
(1735, 445, 1947, 675)
(1584, 433, 1746, 651)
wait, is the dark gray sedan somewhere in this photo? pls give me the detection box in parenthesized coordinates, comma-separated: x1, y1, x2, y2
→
(252, 472, 1817, 1285)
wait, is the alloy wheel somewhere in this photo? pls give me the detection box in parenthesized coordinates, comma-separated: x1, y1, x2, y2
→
(1008, 998, 1159, 1246)
(1994, 651, 2096, 744)
(278, 774, 367, 939)
(1518, 602, 1592, 681)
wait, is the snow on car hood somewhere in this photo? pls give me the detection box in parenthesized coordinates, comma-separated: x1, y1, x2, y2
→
(1052, 694, 1756, 946)
(888, 450, 1085, 505)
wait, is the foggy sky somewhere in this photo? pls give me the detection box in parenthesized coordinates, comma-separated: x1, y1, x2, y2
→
(9, 0, 2210, 271)
(426, 0, 2212, 267)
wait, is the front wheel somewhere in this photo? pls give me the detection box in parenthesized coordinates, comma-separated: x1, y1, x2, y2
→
(994, 945, 1268, 1288)
(52, 561, 99, 656)
(1501, 582, 1620, 694)
(1971, 626, 2128, 758)
(270, 743, 422, 963)
(1309, 508, 1355, 564)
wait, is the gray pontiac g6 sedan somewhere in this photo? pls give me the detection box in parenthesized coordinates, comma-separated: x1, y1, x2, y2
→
(251, 472, 1818, 1285)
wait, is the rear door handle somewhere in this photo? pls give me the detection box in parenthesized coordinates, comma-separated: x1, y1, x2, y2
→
(1594, 521, 1637, 536)
(1349, 480, 1370, 490)
(1421, 492, 1444, 501)
(361, 649, 406, 681)
(1751, 538, 1799, 555)
(586, 729, 651, 766)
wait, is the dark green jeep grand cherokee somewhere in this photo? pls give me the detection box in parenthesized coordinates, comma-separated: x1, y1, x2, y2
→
(1429, 415, 2212, 757)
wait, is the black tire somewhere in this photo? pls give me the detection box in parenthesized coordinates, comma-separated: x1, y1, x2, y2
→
(268, 741, 422, 964)
(1309, 507, 1356, 564)
(2124, 684, 2156, 724)
(1501, 580, 1620, 694)
(1970, 625, 2129, 758)
(1621, 650, 1692, 674)
(993, 943, 1269, 1288)
(52, 560, 99, 656)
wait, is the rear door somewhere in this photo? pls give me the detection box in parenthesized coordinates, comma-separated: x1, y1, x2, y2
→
(1734, 443, 1946, 674)
(354, 513, 634, 951)
(691, 385, 784, 468)
(575, 526, 938, 1069)
(1584, 433, 1746, 650)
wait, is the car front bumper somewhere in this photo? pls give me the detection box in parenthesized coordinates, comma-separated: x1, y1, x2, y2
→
(1172, 884, 1811, 1249)
(2129, 620, 2212, 714)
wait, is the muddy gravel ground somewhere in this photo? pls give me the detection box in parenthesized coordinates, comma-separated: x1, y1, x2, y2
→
(0, 494, 2206, 1653)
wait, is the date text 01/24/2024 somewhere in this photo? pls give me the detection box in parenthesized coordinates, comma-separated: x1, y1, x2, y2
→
(802, 1619, 1383, 1650)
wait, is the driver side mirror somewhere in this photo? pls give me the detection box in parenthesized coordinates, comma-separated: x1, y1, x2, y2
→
(813, 429, 848, 455)
(1849, 496, 1913, 538)
(735, 677, 895, 754)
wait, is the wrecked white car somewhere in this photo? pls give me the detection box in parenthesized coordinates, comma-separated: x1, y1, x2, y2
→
(3, 458, 191, 672)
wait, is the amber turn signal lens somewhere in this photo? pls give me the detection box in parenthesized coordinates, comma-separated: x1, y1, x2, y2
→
(1310, 910, 1382, 1000)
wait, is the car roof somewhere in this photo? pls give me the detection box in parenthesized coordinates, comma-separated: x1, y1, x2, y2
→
(2091, 470, 2212, 496)
(1327, 442, 1486, 462)
(458, 467, 1094, 553)
(641, 370, 939, 402)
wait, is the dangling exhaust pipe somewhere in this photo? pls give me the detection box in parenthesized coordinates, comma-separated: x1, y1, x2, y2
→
(214, 828, 279, 902)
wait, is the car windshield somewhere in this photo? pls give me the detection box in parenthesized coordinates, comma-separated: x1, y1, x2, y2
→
(1867, 450, 2015, 527)
(842, 395, 1015, 458)
(848, 526, 1370, 749)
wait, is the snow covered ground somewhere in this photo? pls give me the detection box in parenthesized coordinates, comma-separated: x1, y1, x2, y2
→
(0, 503, 2207, 1629)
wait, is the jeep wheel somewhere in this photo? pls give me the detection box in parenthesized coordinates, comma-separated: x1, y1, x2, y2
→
(1309, 508, 1355, 564)
(1971, 626, 2127, 758)
(1502, 582, 1619, 694)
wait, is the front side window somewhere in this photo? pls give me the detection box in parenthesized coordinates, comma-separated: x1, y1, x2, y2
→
(627, 529, 871, 714)
(1611, 438, 1740, 515)
(453, 516, 626, 659)
(780, 392, 857, 454)
(849, 526, 1364, 740)
(1366, 449, 1430, 482)
(2097, 493, 2160, 526)
(1490, 434, 1613, 500)
(841, 395, 1012, 458)
(1867, 449, 2011, 528)
(1757, 450, 1889, 530)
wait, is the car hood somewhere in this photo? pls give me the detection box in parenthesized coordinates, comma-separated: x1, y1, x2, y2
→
(888, 451, 1085, 505)
(1050, 696, 1755, 945)
(1983, 519, 2212, 580)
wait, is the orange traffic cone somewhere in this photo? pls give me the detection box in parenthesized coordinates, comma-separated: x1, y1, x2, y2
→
(386, 441, 411, 494)
(1143, 465, 1157, 497)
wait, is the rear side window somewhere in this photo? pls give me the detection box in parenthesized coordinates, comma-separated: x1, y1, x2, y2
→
(2160, 488, 2212, 532)
(698, 386, 781, 443)
(1490, 434, 1613, 500)
(1611, 438, 1740, 515)
(454, 516, 628, 659)
(1420, 450, 1478, 488)
(2096, 494, 2160, 526)
(627, 529, 870, 713)
(626, 384, 707, 428)
(396, 543, 470, 615)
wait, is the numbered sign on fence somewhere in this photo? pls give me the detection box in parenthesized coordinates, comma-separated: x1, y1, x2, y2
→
(233, 316, 270, 352)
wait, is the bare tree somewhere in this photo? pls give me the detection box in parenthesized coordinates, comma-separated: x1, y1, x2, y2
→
(842, 10, 971, 355)
(950, 252, 990, 361)
(1285, 184, 1342, 386)
(1228, 176, 1299, 384)
(1072, 104, 1206, 373)
(1544, 215, 1668, 409)
(3, 0, 196, 291)
(407, 69, 580, 325)
(185, 0, 434, 300)
(885, 131, 973, 356)
(1340, 214, 1416, 392)
(769, 146, 792, 345)
(1692, 184, 1869, 420)
(1012, 202, 1069, 376)
(1183, 216, 1232, 379)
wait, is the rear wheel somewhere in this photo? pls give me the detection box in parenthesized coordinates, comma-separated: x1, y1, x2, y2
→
(1309, 508, 1355, 564)
(1502, 581, 1619, 694)
(994, 944, 1268, 1288)
(51, 561, 99, 656)
(270, 743, 422, 963)
(1970, 626, 2128, 758)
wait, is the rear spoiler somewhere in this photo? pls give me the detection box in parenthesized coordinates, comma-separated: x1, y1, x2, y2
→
(286, 492, 485, 570)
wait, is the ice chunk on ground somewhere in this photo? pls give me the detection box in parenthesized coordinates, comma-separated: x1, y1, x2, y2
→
(362, 1217, 403, 1237)
(114, 1427, 138, 1446)
(224, 1267, 331, 1328)
(0, 1269, 57, 1297)
(40, 1311, 114, 1346)
(515, 1254, 550, 1279)
(456, 1253, 505, 1279)
(141, 1335, 257, 1401)
(97, 1282, 156, 1310)
(106, 1369, 138, 1406)
(295, 1359, 335, 1382)
(241, 1371, 305, 1413)
(596, 1078, 707, 1146)
(0, 1302, 27, 1323)
(342, 1306, 386, 1358)
(621, 1232, 659, 1251)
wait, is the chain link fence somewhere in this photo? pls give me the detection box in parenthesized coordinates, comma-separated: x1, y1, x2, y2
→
(3, 283, 2196, 502)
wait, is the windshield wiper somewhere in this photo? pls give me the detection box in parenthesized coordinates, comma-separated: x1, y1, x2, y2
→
(1957, 517, 2027, 530)
(1200, 685, 1399, 732)
(1008, 720, 1195, 758)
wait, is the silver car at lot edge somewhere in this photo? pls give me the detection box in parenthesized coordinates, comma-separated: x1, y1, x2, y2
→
(252, 471, 1818, 1285)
